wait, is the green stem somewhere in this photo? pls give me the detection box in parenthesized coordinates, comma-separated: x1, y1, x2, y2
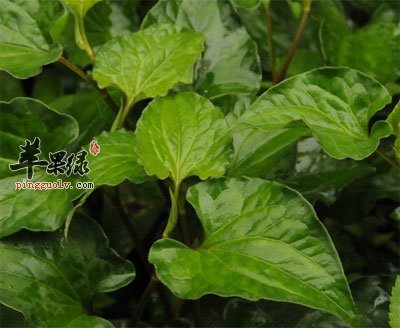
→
(263, 2, 277, 82)
(162, 181, 181, 239)
(275, 0, 312, 83)
(111, 97, 136, 131)
(74, 16, 95, 62)
(58, 56, 119, 115)
(376, 148, 400, 171)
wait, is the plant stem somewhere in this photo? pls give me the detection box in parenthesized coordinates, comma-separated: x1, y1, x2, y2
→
(376, 148, 400, 171)
(112, 97, 136, 131)
(177, 191, 191, 245)
(162, 181, 181, 239)
(130, 274, 159, 326)
(275, 0, 312, 83)
(263, 3, 277, 82)
(75, 16, 95, 62)
(58, 56, 119, 115)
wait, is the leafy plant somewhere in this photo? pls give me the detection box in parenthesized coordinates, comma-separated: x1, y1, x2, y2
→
(0, 0, 398, 327)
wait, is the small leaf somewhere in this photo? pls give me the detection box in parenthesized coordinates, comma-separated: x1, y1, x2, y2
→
(87, 130, 148, 187)
(238, 67, 392, 160)
(135, 92, 231, 185)
(92, 24, 204, 103)
(0, 214, 134, 327)
(142, 0, 261, 99)
(150, 177, 359, 327)
(0, 0, 62, 78)
(0, 97, 79, 178)
(389, 276, 400, 328)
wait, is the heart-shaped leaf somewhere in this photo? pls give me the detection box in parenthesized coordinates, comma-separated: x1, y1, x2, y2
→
(92, 24, 204, 104)
(0, 214, 134, 327)
(238, 67, 392, 160)
(0, 0, 63, 78)
(87, 130, 148, 186)
(150, 177, 359, 327)
(142, 0, 261, 99)
(135, 92, 231, 186)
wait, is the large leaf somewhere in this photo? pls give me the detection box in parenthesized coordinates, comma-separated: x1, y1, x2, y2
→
(0, 214, 134, 327)
(0, 0, 62, 78)
(61, 0, 102, 17)
(390, 276, 400, 328)
(0, 97, 79, 178)
(142, 0, 261, 99)
(92, 24, 204, 104)
(150, 177, 358, 326)
(86, 130, 148, 186)
(238, 67, 392, 160)
(135, 92, 231, 185)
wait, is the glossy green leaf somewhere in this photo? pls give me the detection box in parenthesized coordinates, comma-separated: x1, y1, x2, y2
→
(135, 92, 231, 185)
(238, 67, 392, 160)
(286, 138, 375, 205)
(388, 102, 400, 159)
(0, 97, 79, 178)
(92, 24, 204, 104)
(87, 130, 148, 187)
(142, 0, 261, 99)
(0, 214, 134, 327)
(0, 0, 62, 78)
(390, 276, 400, 328)
(0, 171, 86, 239)
(150, 177, 359, 327)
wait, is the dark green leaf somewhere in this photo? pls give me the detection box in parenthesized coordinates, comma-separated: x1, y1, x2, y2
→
(0, 214, 134, 327)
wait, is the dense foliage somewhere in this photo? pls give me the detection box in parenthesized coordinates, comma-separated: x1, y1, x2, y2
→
(0, 0, 399, 327)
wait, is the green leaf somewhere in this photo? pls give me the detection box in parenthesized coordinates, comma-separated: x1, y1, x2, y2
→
(49, 88, 114, 149)
(0, 0, 62, 78)
(388, 102, 400, 159)
(0, 72, 24, 102)
(285, 138, 375, 205)
(0, 214, 134, 327)
(231, 0, 267, 9)
(135, 92, 231, 185)
(238, 67, 392, 160)
(389, 276, 400, 328)
(87, 130, 148, 187)
(149, 177, 359, 326)
(92, 24, 204, 104)
(142, 0, 261, 99)
(0, 172, 83, 238)
(336, 21, 400, 84)
(0, 97, 79, 178)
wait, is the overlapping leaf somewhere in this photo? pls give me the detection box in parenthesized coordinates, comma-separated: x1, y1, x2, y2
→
(142, 0, 261, 99)
(87, 130, 148, 187)
(237, 67, 392, 160)
(388, 102, 400, 159)
(0, 215, 135, 327)
(135, 92, 231, 185)
(92, 24, 204, 104)
(150, 177, 359, 326)
(0, 0, 63, 78)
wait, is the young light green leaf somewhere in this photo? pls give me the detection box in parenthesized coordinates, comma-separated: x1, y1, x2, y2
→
(238, 67, 392, 160)
(86, 130, 148, 187)
(149, 177, 359, 327)
(0, 214, 134, 327)
(142, 0, 261, 99)
(388, 102, 400, 160)
(0, 97, 79, 178)
(0, 0, 62, 78)
(61, 0, 103, 18)
(390, 276, 400, 328)
(135, 92, 231, 186)
(92, 24, 204, 104)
